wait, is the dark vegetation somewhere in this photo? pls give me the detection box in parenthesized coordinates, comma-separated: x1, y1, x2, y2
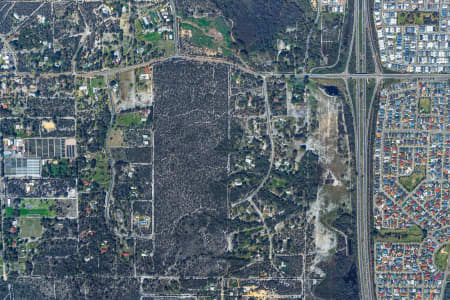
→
(373, 225, 425, 243)
(315, 254, 359, 299)
(42, 159, 77, 179)
(218, 0, 313, 51)
(111, 147, 152, 163)
(152, 60, 229, 276)
(6, 178, 74, 198)
(25, 98, 75, 118)
(181, 0, 314, 52)
(444, 282, 450, 300)
(324, 85, 340, 96)
(397, 11, 439, 25)
(177, 0, 316, 71)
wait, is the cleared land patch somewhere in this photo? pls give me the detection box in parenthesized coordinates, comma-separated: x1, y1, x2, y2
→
(374, 225, 425, 243)
(399, 166, 426, 192)
(435, 244, 449, 272)
(419, 97, 431, 114)
(397, 11, 439, 25)
(19, 217, 42, 238)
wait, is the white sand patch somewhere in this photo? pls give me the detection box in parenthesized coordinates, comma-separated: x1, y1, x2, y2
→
(325, 169, 343, 187)
(307, 187, 337, 277)
(305, 88, 340, 166)
(42, 120, 56, 132)
(314, 220, 336, 256)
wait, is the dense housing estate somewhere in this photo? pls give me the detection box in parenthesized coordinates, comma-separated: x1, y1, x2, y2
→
(374, 0, 450, 72)
(373, 81, 449, 299)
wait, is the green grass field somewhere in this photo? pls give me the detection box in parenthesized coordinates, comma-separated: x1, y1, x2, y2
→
(88, 77, 106, 97)
(399, 166, 426, 192)
(419, 97, 431, 114)
(21, 198, 55, 212)
(181, 16, 233, 56)
(143, 32, 162, 41)
(435, 244, 449, 272)
(116, 112, 145, 127)
(5, 207, 51, 217)
(374, 225, 424, 243)
(89, 153, 111, 186)
(214, 17, 232, 47)
(19, 218, 42, 238)
(268, 177, 288, 190)
(186, 17, 212, 29)
(153, 39, 175, 56)
(135, 19, 144, 37)
(5, 198, 56, 217)
(222, 47, 232, 57)
(91, 77, 105, 88)
(181, 23, 215, 49)
(398, 12, 439, 25)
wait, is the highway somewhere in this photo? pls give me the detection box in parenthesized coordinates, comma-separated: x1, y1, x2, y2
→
(355, 0, 376, 298)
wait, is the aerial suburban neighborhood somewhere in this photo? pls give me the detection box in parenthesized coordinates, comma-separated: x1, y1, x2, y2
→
(373, 80, 449, 299)
(0, 0, 446, 299)
(374, 0, 450, 72)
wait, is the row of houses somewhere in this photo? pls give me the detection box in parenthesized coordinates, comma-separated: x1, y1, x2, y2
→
(375, 241, 443, 299)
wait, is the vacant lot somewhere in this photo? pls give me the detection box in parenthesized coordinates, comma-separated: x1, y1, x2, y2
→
(152, 60, 229, 276)
(374, 225, 425, 243)
(25, 97, 75, 117)
(435, 244, 449, 272)
(399, 166, 426, 192)
(398, 11, 439, 25)
(19, 217, 42, 238)
(419, 97, 431, 114)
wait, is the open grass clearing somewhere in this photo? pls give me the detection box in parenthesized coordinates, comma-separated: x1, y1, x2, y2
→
(435, 244, 449, 272)
(398, 11, 439, 25)
(181, 16, 233, 53)
(108, 128, 124, 147)
(399, 166, 426, 192)
(21, 198, 55, 210)
(143, 32, 162, 41)
(268, 176, 288, 190)
(186, 17, 212, 29)
(374, 225, 425, 243)
(214, 17, 232, 47)
(88, 77, 106, 98)
(19, 217, 42, 238)
(89, 153, 111, 186)
(181, 23, 215, 49)
(5, 207, 50, 217)
(419, 97, 431, 114)
(152, 39, 175, 56)
(6, 198, 56, 218)
(115, 112, 146, 127)
(118, 70, 135, 107)
(322, 185, 352, 210)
